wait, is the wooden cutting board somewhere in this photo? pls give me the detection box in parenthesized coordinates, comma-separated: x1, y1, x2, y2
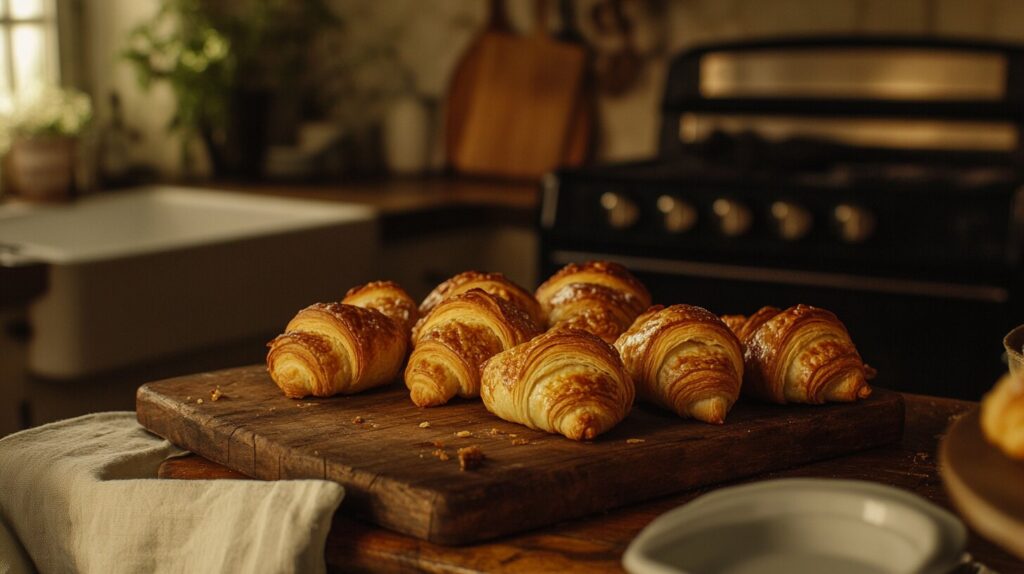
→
(137, 365, 905, 545)
(447, 21, 588, 179)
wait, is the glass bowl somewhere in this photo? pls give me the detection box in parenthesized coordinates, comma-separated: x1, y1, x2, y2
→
(1003, 324, 1024, 379)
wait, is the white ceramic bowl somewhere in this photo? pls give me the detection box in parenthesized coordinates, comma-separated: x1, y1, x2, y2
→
(623, 479, 965, 574)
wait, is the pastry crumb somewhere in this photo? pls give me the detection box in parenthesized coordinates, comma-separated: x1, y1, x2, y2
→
(508, 433, 518, 438)
(210, 388, 223, 401)
(419, 421, 431, 428)
(196, 398, 204, 405)
(432, 448, 450, 461)
(352, 415, 365, 424)
(511, 438, 530, 446)
(370, 423, 379, 429)
(454, 430, 472, 438)
(431, 440, 446, 449)
(186, 396, 191, 401)
(488, 428, 501, 436)
(626, 438, 645, 444)
(457, 446, 485, 471)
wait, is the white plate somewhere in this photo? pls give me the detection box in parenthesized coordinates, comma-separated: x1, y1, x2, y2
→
(623, 479, 965, 574)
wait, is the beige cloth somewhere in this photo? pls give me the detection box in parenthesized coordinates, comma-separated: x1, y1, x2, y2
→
(0, 412, 344, 574)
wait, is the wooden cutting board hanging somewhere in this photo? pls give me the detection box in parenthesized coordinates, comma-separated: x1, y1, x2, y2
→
(447, 0, 589, 180)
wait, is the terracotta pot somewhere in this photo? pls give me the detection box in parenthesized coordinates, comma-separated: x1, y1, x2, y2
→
(7, 136, 77, 202)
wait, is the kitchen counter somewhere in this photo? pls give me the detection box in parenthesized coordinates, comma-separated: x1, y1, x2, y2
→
(212, 177, 540, 241)
(159, 393, 1023, 573)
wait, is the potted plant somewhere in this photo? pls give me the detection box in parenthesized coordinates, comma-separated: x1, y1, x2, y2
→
(0, 86, 92, 201)
(123, 0, 335, 179)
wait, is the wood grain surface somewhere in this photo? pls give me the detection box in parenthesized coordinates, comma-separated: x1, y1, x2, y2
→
(137, 365, 904, 545)
(449, 29, 587, 179)
(158, 394, 1023, 574)
(941, 408, 1024, 560)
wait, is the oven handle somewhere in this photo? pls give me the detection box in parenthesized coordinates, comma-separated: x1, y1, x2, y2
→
(550, 250, 1009, 303)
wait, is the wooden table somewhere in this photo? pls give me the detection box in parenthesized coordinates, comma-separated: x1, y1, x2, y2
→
(158, 393, 1024, 573)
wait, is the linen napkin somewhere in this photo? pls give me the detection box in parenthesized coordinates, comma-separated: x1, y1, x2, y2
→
(0, 412, 344, 574)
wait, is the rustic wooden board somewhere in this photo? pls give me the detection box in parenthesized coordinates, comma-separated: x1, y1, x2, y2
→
(137, 365, 905, 545)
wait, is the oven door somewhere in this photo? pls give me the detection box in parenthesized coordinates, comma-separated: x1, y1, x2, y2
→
(543, 250, 1016, 400)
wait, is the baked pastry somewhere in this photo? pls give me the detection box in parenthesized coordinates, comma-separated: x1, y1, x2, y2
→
(342, 280, 419, 334)
(981, 373, 1024, 459)
(266, 302, 407, 398)
(723, 305, 874, 404)
(615, 305, 743, 424)
(406, 289, 540, 407)
(534, 261, 652, 343)
(481, 329, 634, 440)
(418, 271, 545, 332)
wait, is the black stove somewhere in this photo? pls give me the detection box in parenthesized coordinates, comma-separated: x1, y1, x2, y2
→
(540, 37, 1024, 399)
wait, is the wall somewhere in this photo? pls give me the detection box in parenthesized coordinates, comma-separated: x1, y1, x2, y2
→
(81, 0, 188, 177)
(79, 0, 1024, 178)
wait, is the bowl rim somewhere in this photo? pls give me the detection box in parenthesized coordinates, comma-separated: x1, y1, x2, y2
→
(622, 478, 966, 574)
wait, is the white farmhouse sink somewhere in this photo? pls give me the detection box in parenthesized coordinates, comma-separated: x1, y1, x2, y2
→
(0, 186, 378, 378)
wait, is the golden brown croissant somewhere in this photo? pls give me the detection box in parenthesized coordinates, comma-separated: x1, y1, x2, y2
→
(534, 261, 652, 343)
(405, 289, 540, 407)
(481, 329, 634, 440)
(981, 373, 1024, 459)
(266, 302, 407, 398)
(615, 304, 743, 424)
(342, 280, 419, 334)
(418, 271, 545, 332)
(724, 305, 874, 404)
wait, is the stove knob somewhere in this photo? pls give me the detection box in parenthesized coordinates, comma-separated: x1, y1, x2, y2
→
(771, 201, 813, 241)
(833, 203, 876, 244)
(712, 198, 753, 237)
(601, 192, 639, 230)
(657, 195, 698, 233)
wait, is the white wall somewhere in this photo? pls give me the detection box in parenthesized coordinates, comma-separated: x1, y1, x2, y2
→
(82, 0, 185, 177)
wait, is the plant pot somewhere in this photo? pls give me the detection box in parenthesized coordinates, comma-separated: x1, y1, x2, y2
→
(7, 136, 77, 202)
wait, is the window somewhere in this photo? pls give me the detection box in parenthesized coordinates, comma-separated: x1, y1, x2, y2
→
(0, 0, 58, 102)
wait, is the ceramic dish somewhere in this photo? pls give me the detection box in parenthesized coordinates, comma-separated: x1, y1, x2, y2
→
(623, 478, 965, 574)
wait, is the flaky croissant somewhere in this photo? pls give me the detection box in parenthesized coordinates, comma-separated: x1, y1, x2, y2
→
(534, 261, 652, 343)
(342, 280, 419, 334)
(481, 329, 634, 440)
(405, 289, 540, 407)
(615, 305, 743, 424)
(723, 305, 874, 404)
(981, 373, 1024, 459)
(266, 302, 407, 398)
(418, 271, 545, 332)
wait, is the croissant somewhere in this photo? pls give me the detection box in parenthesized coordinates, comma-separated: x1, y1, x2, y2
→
(534, 261, 652, 343)
(266, 302, 407, 398)
(342, 280, 419, 334)
(418, 271, 545, 333)
(723, 305, 874, 404)
(981, 373, 1024, 459)
(481, 329, 634, 440)
(405, 289, 540, 407)
(615, 305, 743, 424)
